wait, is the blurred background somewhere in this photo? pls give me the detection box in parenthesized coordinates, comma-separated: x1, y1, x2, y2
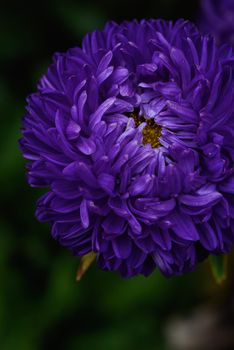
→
(1, 0, 234, 349)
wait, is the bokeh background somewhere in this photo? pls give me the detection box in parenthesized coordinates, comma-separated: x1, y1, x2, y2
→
(1, 1, 234, 349)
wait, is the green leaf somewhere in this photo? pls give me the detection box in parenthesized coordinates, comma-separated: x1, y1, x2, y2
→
(76, 252, 96, 281)
(209, 254, 227, 284)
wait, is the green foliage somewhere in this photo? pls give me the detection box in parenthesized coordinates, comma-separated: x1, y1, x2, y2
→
(209, 254, 227, 284)
(57, 3, 107, 37)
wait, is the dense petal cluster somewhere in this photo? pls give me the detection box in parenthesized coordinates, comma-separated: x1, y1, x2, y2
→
(199, 0, 234, 46)
(20, 19, 234, 277)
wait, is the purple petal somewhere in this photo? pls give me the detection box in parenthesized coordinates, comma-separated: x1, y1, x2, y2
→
(219, 176, 234, 194)
(180, 192, 222, 208)
(63, 161, 99, 188)
(77, 136, 96, 155)
(198, 222, 218, 250)
(98, 173, 115, 195)
(66, 120, 81, 140)
(102, 213, 126, 235)
(80, 199, 89, 228)
(112, 235, 132, 259)
(169, 211, 199, 241)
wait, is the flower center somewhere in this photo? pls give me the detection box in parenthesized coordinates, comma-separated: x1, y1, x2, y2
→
(128, 110, 162, 148)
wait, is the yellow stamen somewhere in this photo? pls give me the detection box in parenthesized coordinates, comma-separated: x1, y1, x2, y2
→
(128, 110, 162, 148)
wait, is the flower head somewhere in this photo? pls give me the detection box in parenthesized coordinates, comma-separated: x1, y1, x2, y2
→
(20, 19, 234, 278)
(199, 0, 234, 46)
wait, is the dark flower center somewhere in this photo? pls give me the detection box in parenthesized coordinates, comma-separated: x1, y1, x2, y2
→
(128, 110, 162, 148)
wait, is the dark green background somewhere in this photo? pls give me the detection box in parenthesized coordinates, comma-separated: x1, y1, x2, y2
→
(1, 1, 233, 349)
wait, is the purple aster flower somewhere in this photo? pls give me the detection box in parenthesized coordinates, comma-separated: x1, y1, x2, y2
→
(199, 0, 234, 46)
(20, 19, 234, 278)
